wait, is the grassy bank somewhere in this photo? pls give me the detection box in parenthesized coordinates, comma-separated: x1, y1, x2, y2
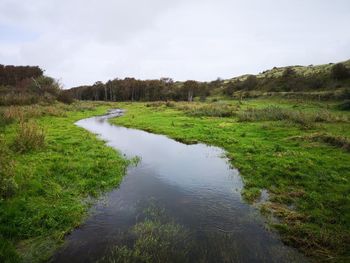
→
(0, 102, 128, 262)
(110, 99, 350, 262)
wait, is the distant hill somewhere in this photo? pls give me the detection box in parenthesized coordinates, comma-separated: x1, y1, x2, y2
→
(219, 59, 350, 100)
(227, 59, 350, 83)
(67, 58, 349, 102)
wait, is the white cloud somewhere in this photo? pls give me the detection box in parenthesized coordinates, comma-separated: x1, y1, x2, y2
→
(0, 0, 350, 87)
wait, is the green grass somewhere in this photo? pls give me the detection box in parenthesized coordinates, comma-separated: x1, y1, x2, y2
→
(1, 99, 349, 262)
(110, 99, 350, 262)
(0, 102, 128, 262)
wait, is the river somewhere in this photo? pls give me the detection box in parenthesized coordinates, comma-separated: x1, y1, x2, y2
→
(52, 109, 307, 263)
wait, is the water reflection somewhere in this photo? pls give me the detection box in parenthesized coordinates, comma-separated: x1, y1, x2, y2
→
(52, 110, 307, 263)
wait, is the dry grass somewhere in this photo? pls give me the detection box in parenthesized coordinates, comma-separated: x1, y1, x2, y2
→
(168, 102, 239, 117)
(12, 121, 45, 153)
(0, 93, 40, 106)
(0, 104, 76, 124)
(308, 133, 350, 152)
(237, 106, 348, 128)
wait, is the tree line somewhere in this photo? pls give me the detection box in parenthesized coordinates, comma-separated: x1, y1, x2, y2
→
(69, 62, 350, 102)
(69, 78, 212, 102)
(1, 61, 349, 105)
(0, 65, 43, 87)
(0, 65, 72, 105)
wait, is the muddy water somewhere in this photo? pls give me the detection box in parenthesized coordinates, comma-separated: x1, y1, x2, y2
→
(52, 110, 307, 263)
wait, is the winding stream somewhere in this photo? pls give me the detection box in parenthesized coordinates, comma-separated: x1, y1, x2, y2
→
(52, 110, 307, 263)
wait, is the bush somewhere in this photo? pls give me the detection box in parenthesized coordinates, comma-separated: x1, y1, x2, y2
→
(57, 90, 74, 104)
(337, 100, 350, 111)
(0, 137, 17, 199)
(331, 63, 349, 80)
(12, 121, 45, 153)
(242, 75, 258, 90)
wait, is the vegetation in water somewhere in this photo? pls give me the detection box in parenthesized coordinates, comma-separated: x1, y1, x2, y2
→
(99, 201, 307, 263)
(98, 202, 191, 263)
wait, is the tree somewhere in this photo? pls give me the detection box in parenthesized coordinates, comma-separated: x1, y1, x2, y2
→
(0, 65, 43, 86)
(198, 83, 209, 101)
(183, 80, 199, 102)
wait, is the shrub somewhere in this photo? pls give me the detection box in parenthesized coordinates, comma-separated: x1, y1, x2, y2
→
(241, 75, 258, 90)
(0, 137, 17, 199)
(12, 121, 45, 153)
(282, 67, 297, 79)
(331, 63, 349, 80)
(57, 90, 74, 104)
(337, 100, 350, 111)
(31, 76, 61, 96)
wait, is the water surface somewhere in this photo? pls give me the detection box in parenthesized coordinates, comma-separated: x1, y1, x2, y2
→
(52, 110, 307, 263)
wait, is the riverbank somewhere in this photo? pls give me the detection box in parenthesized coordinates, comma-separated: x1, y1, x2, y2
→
(0, 102, 128, 262)
(110, 99, 350, 262)
(1, 99, 349, 262)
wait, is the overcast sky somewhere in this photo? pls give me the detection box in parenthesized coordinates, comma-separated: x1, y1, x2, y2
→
(1, 0, 350, 88)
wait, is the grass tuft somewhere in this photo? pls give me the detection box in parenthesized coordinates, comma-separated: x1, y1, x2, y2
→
(237, 106, 348, 128)
(0, 137, 17, 199)
(12, 121, 45, 153)
(309, 133, 350, 152)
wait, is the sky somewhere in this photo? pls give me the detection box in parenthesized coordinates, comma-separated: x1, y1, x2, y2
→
(0, 0, 350, 88)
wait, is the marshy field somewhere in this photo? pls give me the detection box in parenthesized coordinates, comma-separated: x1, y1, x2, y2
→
(1, 98, 349, 263)
(1, 62, 350, 263)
